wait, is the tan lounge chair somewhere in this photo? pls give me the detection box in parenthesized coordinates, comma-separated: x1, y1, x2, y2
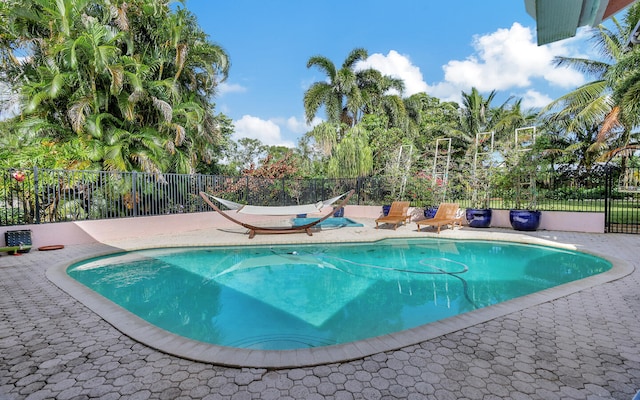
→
(375, 201, 411, 230)
(416, 203, 461, 234)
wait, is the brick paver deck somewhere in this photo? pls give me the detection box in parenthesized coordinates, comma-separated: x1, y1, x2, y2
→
(1, 224, 639, 399)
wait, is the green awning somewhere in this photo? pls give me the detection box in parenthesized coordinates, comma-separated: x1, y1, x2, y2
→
(525, 0, 609, 45)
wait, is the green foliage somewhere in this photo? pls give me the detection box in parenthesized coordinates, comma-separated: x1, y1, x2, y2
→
(539, 1, 640, 162)
(403, 171, 438, 207)
(327, 125, 373, 178)
(0, 0, 230, 173)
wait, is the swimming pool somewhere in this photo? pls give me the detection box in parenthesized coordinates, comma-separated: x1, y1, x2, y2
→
(291, 216, 364, 227)
(67, 238, 611, 355)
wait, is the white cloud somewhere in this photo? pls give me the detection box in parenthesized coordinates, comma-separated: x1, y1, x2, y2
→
(283, 115, 323, 134)
(520, 89, 554, 109)
(345, 24, 586, 107)
(430, 23, 586, 103)
(218, 82, 247, 96)
(358, 50, 428, 96)
(232, 115, 295, 147)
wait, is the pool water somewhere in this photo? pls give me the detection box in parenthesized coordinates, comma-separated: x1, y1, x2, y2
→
(67, 238, 611, 350)
(291, 217, 364, 227)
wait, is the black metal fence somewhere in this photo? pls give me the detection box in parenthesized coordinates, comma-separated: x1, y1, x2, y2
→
(0, 166, 615, 227)
(605, 166, 640, 234)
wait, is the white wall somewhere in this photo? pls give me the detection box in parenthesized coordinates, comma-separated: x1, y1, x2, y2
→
(342, 206, 603, 233)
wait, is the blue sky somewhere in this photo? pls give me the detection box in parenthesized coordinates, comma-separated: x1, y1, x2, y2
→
(185, 1, 609, 148)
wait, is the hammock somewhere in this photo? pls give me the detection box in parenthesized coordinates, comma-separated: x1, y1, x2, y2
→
(211, 192, 347, 215)
(199, 190, 355, 238)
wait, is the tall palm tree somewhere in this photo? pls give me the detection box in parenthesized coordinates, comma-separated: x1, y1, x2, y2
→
(304, 48, 368, 126)
(445, 87, 502, 167)
(460, 87, 498, 140)
(304, 48, 411, 131)
(358, 69, 407, 129)
(607, 3, 640, 139)
(541, 2, 640, 161)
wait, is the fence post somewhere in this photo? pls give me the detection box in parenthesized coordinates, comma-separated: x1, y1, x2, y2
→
(322, 178, 326, 203)
(282, 177, 286, 206)
(604, 166, 611, 233)
(33, 166, 41, 224)
(243, 176, 248, 204)
(132, 171, 138, 217)
(196, 173, 202, 212)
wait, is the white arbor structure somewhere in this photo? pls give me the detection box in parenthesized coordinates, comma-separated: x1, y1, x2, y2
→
(388, 145, 413, 199)
(431, 138, 452, 203)
(472, 131, 495, 207)
(513, 126, 537, 208)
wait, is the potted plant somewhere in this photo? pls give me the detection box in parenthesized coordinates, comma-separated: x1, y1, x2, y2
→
(464, 132, 496, 229)
(465, 164, 493, 228)
(503, 145, 542, 231)
(508, 177, 541, 231)
(424, 205, 439, 219)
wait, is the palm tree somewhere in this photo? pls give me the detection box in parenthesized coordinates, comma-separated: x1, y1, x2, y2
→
(304, 48, 412, 131)
(541, 2, 640, 161)
(358, 69, 407, 129)
(607, 4, 640, 141)
(0, 0, 230, 173)
(304, 48, 369, 126)
(460, 87, 498, 140)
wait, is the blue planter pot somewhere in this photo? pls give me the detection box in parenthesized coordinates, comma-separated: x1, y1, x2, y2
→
(333, 207, 344, 217)
(509, 210, 542, 231)
(382, 205, 391, 216)
(466, 208, 492, 228)
(423, 207, 439, 219)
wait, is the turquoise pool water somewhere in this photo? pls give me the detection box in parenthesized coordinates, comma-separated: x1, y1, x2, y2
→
(67, 238, 611, 350)
(291, 217, 364, 227)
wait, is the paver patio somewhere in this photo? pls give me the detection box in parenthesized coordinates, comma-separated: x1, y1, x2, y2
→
(1, 222, 639, 399)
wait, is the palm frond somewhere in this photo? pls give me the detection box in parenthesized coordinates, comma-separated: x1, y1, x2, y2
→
(152, 96, 172, 122)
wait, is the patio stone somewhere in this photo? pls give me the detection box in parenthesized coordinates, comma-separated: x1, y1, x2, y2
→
(1, 227, 639, 399)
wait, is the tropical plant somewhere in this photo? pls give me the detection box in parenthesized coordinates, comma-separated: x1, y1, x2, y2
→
(304, 48, 369, 127)
(0, 0, 230, 173)
(461, 87, 498, 139)
(494, 138, 542, 210)
(326, 125, 374, 178)
(541, 2, 640, 163)
(303, 48, 410, 139)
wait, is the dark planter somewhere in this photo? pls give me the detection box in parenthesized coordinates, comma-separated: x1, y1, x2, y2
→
(333, 207, 344, 217)
(382, 205, 391, 216)
(509, 210, 542, 231)
(423, 206, 439, 219)
(465, 208, 492, 228)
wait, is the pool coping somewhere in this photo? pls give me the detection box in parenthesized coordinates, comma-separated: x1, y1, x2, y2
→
(46, 234, 634, 369)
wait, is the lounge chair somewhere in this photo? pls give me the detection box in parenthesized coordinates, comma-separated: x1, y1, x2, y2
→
(375, 201, 411, 230)
(415, 203, 461, 234)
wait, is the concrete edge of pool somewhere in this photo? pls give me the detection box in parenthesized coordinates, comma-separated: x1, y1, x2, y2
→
(45, 234, 635, 369)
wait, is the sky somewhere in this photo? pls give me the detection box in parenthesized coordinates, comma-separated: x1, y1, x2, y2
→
(184, 1, 611, 148)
